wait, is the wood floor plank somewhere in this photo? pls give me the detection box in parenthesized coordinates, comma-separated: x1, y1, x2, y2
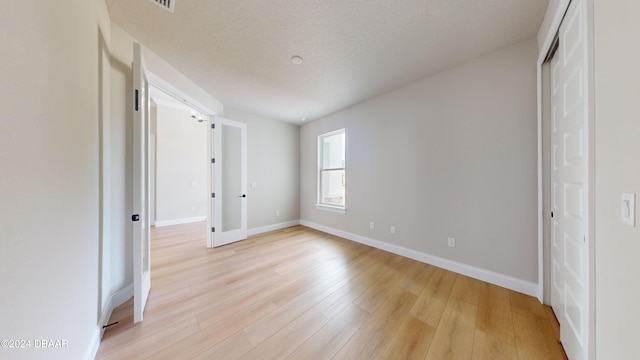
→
(286, 303, 370, 360)
(98, 316, 200, 360)
(98, 300, 204, 356)
(471, 329, 519, 360)
(241, 292, 318, 347)
(332, 288, 418, 360)
(242, 269, 349, 347)
(425, 298, 478, 360)
(352, 263, 403, 314)
(399, 260, 437, 295)
(512, 307, 567, 360)
(268, 258, 352, 307)
(476, 282, 516, 345)
(379, 315, 436, 360)
(271, 242, 360, 276)
(544, 304, 561, 343)
(239, 308, 328, 359)
(193, 278, 285, 330)
(509, 290, 548, 318)
(145, 298, 277, 360)
(313, 270, 375, 320)
(191, 331, 254, 360)
(410, 267, 457, 327)
(450, 274, 483, 306)
(96, 223, 567, 360)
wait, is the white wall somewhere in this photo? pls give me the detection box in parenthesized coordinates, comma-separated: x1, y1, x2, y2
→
(155, 105, 208, 224)
(0, 1, 103, 359)
(593, 0, 640, 358)
(300, 39, 539, 288)
(109, 24, 224, 116)
(224, 108, 301, 231)
(99, 0, 113, 327)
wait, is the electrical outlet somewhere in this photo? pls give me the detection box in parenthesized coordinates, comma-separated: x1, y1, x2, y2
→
(369, 222, 375, 230)
(390, 226, 396, 234)
(448, 237, 456, 247)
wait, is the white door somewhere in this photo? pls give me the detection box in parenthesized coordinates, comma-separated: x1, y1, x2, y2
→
(132, 43, 151, 323)
(210, 117, 247, 247)
(549, 0, 589, 358)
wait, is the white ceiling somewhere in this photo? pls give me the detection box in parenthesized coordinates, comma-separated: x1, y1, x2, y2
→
(106, 0, 549, 123)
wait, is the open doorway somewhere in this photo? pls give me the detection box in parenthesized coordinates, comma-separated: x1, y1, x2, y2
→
(149, 87, 209, 230)
(114, 82, 214, 324)
(128, 42, 247, 326)
(148, 86, 211, 273)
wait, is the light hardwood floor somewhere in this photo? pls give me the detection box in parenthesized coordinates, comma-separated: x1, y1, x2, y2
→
(96, 223, 567, 360)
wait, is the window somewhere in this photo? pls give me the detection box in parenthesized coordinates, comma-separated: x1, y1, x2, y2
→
(317, 129, 346, 212)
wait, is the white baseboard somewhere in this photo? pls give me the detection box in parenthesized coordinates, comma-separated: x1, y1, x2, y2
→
(248, 220, 301, 236)
(155, 216, 207, 227)
(85, 283, 134, 359)
(84, 328, 100, 360)
(99, 283, 133, 337)
(300, 220, 538, 297)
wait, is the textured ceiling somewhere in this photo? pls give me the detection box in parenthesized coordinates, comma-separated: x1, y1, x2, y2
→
(106, 0, 549, 123)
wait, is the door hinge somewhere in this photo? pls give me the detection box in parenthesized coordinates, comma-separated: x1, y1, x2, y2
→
(211, 227, 215, 233)
(211, 123, 215, 129)
(132, 214, 140, 222)
(134, 89, 139, 112)
(211, 158, 215, 164)
(212, 193, 215, 198)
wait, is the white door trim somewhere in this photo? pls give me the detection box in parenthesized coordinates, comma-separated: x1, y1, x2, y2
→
(132, 42, 151, 323)
(537, 0, 572, 304)
(147, 72, 217, 116)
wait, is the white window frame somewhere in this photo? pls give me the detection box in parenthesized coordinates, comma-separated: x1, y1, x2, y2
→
(316, 129, 346, 213)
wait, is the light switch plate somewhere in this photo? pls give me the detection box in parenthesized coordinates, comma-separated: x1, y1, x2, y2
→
(621, 193, 636, 226)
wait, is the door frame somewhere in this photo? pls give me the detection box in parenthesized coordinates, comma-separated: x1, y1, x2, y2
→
(132, 43, 151, 323)
(145, 72, 218, 249)
(131, 43, 219, 323)
(536, 0, 595, 358)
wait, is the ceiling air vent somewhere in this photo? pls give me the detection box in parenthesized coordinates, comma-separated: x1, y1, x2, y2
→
(149, 0, 175, 12)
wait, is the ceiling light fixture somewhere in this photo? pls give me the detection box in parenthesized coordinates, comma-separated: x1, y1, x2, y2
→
(290, 55, 303, 65)
(190, 111, 206, 123)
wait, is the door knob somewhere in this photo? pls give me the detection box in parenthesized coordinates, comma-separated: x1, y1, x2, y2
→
(238, 194, 246, 198)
